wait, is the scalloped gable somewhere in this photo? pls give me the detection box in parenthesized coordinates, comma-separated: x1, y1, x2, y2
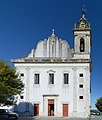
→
(33, 33, 72, 58)
(19, 31, 73, 60)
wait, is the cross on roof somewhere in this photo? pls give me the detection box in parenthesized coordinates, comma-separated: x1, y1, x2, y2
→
(52, 29, 55, 36)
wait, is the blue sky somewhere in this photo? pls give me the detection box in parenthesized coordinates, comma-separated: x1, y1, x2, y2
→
(0, 0, 102, 109)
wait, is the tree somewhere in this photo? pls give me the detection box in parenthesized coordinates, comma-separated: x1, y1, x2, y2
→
(95, 97, 102, 112)
(0, 60, 24, 105)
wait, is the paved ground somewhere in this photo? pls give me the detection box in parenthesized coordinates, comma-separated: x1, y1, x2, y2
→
(18, 115, 102, 120)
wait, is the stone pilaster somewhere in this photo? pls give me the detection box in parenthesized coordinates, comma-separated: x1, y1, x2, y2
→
(72, 67, 78, 112)
(84, 67, 90, 116)
(25, 67, 31, 101)
(54, 98, 58, 116)
(43, 97, 48, 116)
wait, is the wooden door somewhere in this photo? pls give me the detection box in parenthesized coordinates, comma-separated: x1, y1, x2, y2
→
(63, 104, 68, 116)
(34, 104, 39, 116)
(48, 100, 54, 116)
(48, 104, 51, 116)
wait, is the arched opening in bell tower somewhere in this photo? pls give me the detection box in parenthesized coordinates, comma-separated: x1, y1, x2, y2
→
(80, 38, 85, 52)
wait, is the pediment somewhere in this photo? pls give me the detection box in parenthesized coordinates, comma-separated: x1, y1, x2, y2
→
(47, 69, 56, 73)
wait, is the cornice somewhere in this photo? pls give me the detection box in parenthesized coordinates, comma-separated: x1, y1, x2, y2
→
(12, 59, 91, 64)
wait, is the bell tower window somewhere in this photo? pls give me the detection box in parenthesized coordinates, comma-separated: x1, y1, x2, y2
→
(80, 38, 85, 52)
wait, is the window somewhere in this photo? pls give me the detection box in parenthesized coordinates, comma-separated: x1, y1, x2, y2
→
(79, 73, 83, 77)
(49, 74, 54, 84)
(64, 73, 69, 84)
(20, 96, 24, 99)
(80, 38, 85, 52)
(79, 96, 83, 99)
(79, 84, 83, 88)
(34, 74, 39, 84)
(21, 73, 24, 77)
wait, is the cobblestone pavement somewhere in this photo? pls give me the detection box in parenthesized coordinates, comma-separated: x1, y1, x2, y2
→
(18, 115, 102, 120)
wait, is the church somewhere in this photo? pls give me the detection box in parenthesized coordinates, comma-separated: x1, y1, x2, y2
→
(12, 12, 92, 118)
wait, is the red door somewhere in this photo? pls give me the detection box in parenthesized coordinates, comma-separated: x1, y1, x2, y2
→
(48, 104, 51, 116)
(48, 100, 54, 116)
(34, 104, 39, 116)
(63, 104, 68, 116)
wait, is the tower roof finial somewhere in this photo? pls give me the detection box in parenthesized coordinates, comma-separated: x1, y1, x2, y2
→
(52, 29, 55, 36)
(82, 4, 86, 17)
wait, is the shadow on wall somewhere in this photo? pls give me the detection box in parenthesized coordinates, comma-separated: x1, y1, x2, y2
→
(11, 102, 34, 117)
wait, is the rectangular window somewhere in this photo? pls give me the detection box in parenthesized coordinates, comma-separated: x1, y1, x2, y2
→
(79, 73, 83, 77)
(49, 74, 54, 84)
(21, 73, 24, 77)
(79, 96, 83, 99)
(34, 74, 39, 84)
(79, 84, 83, 88)
(64, 73, 69, 84)
(20, 96, 24, 99)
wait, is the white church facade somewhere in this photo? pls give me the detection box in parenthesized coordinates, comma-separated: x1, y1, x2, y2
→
(12, 12, 92, 118)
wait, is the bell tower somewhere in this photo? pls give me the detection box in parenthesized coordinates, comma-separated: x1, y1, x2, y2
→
(73, 10, 92, 59)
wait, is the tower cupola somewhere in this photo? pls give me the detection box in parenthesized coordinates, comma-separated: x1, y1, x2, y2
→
(78, 13, 90, 29)
(74, 8, 90, 29)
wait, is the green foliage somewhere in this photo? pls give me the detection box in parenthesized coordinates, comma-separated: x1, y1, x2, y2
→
(0, 60, 24, 105)
(95, 97, 102, 112)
